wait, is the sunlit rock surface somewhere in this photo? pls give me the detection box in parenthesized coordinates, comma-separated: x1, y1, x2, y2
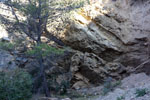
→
(58, 0, 150, 88)
(62, 0, 150, 69)
(0, 25, 8, 39)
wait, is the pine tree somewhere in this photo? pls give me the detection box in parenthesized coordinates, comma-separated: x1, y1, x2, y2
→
(5, 0, 64, 97)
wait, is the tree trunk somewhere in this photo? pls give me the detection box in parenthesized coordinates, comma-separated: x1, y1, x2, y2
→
(38, 53, 51, 97)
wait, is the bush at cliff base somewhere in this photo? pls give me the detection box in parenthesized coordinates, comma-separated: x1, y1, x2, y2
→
(0, 69, 32, 100)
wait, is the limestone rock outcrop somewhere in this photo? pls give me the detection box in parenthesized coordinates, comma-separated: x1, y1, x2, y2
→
(59, 0, 150, 87)
(62, 0, 150, 71)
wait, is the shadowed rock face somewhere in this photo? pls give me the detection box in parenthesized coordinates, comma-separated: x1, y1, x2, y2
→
(70, 51, 127, 88)
(60, 0, 150, 87)
(0, 50, 17, 71)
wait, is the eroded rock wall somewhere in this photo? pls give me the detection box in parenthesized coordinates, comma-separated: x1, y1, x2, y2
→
(63, 0, 150, 66)
(61, 0, 150, 87)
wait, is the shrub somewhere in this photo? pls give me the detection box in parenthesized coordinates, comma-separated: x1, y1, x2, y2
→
(117, 95, 125, 100)
(0, 41, 15, 51)
(26, 43, 64, 57)
(0, 69, 32, 100)
(102, 78, 122, 95)
(135, 88, 148, 97)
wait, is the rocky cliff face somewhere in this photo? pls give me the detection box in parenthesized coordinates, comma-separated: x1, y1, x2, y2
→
(0, 0, 150, 89)
(61, 0, 150, 87)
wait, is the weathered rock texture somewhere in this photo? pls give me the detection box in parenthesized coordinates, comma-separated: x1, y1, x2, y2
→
(0, 0, 150, 90)
(0, 49, 17, 71)
(70, 52, 127, 89)
(61, 0, 150, 87)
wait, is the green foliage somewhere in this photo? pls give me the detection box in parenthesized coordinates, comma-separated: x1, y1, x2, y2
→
(26, 43, 64, 57)
(135, 88, 148, 97)
(22, 3, 38, 16)
(0, 41, 15, 51)
(49, 79, 70, 95)
(11, 0, 49, 17)
(47, 72, 71, 95)
(102, 79, 122, 95)
(102, 81, 113, 95)
(117, 96, 125, 100)
(113, 80, 122, 87)
(0, 69, 32, 100)
(59, 80, 71, 94)
(21, 0, 49, 17)
(9, 0, 49, 34)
